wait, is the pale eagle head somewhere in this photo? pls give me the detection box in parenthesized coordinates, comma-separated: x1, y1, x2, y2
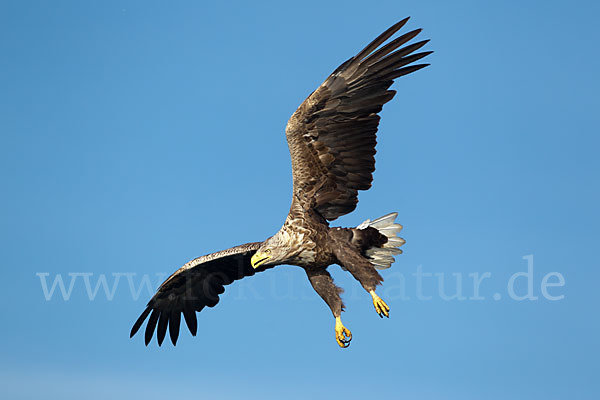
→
(251, 231, 295, 269)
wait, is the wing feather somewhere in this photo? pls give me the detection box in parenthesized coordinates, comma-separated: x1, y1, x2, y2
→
(130, 242, 270, 346)
(285, 18, 432, 220)
(168, 311, 181, 346)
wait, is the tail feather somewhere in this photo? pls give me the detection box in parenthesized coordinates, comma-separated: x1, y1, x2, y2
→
(358, 212, 405, 270)
(384, 237, 406, 248)
(369, 213, 399, 229)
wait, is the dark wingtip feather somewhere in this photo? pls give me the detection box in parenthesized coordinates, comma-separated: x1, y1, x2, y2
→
(169, 312, 181, 346)
(130, 307, 151, 338)
(408, 51, 434, 63)
(355, 17, 411, 61)
(397, 16, 411, 29)
(183, 308, 198, 336)
(386, 63, 431, 80)
(362, 29, 424, 67)
(156, 312, 169, 346)
(144, 309, 159, 346)
(399, 38, 429, 55)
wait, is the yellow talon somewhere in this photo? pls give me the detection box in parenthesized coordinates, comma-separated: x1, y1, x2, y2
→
(370, 290, 390, 318)
(334, 316, 352, 348)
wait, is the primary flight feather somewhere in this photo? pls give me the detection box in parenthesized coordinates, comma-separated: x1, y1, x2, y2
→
(130, 17, 431, 348)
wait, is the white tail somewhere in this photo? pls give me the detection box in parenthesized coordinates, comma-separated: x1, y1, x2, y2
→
(357, 212, 405, 270)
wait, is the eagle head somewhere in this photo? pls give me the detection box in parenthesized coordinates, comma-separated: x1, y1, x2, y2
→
(251, 232, 291, 269)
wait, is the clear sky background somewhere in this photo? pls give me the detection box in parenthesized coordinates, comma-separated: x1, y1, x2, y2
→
(1, 1, 599, 399)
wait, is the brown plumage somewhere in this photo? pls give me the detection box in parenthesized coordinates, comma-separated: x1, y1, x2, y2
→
(130, 17, 430, 348)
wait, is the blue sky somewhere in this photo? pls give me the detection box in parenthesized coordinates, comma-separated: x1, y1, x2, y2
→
(1, 1, 599, 399)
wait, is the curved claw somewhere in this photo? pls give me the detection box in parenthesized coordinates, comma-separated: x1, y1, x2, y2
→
(334, 317, 352, 348)
(370, 291, 390, 318)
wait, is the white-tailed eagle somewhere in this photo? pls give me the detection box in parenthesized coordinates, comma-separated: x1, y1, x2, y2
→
(131, 17, 431, 348)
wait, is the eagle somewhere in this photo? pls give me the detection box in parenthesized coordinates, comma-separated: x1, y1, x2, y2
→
(130, 17, 431, 348)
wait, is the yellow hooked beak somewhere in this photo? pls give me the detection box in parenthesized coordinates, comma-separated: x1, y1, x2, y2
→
(251, 250, 271, 269)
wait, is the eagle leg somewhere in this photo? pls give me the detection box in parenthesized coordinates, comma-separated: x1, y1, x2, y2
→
(330, 239, 384, 293)
(370, 290, 390, 318)
(305, 267, 352, 348)
(335, 246, 390, 318)
(335, 316, 352, 348)
(305, 267, 345, 315)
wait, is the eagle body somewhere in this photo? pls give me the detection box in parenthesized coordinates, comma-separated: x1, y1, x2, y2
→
(130, 18, 431, 348)
(273, 210, 329, 267)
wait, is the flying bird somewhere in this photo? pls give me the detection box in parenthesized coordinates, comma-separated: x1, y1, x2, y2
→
(130, 17, 431, 348)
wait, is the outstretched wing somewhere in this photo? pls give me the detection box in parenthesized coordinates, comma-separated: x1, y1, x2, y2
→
(286, 18, 432, 220)
(130, 242, 271, 346)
